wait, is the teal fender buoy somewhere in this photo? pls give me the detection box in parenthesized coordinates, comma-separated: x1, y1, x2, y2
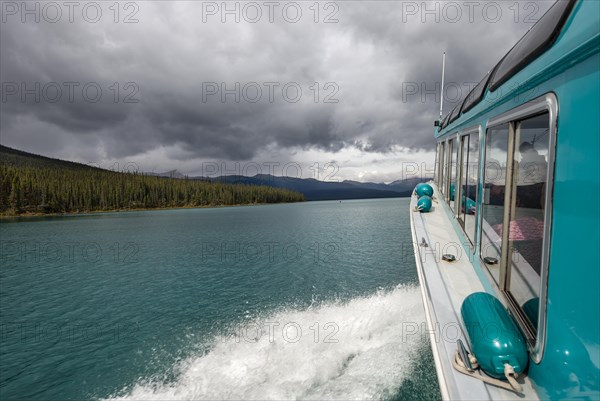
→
(416, 195, 432, 212)
(522, 297, 539, 330)
(461, 292, 528, 379)
(462, 196, 476, 214)
(415, 183, 434, 198)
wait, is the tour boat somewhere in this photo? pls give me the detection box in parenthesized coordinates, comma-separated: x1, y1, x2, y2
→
(410, 0, 600, 399)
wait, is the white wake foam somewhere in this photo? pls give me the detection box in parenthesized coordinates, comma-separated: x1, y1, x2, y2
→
(107, 285, 426, 400)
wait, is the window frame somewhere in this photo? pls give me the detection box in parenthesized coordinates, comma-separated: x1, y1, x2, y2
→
(439, 140, 447, 196)
(446, 135, 459, 210)
(481, 93, 557, 364)
(457, 126, 481, 248)
(457, 135, 469, 226)
(480, 123, 509, 287)
(435, 142, 443, 187)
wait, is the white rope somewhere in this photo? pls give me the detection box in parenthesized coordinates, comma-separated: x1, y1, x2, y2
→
(452, 350, 523, 393)
(504, 363, 523, 393)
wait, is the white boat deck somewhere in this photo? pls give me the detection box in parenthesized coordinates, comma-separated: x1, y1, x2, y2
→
(409, 182, 540, 401)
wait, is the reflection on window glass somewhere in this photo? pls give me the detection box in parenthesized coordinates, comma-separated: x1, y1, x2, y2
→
(435, 142, 443, 186)
(464, 133, 479, 244)
(458, 136, 469, 227)
(449, 138, 458, 211)
(440, 142, 446, 196)
(507, 112, 549, 332)
(481, 124, 509, 284)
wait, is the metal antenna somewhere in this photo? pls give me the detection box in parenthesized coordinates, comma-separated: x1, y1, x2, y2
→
(439, 52, 446, 121)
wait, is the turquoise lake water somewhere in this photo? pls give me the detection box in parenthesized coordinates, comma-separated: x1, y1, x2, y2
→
(0, 198, 440, 400)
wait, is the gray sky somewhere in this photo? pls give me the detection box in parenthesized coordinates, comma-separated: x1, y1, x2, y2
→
(0, 1, 554, 182)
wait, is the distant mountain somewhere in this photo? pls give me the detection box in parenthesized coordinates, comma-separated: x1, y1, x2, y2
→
(146, 169, 186, 179)
(205, 174, 426, 201)
(388, 177, 429, 192)
(340, 177, 426, 193)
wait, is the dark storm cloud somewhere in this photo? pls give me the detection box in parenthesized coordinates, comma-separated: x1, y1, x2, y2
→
(0, 0, 553, 165)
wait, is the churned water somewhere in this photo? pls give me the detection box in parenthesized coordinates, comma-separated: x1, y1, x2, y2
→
(0, 198, 441, 400)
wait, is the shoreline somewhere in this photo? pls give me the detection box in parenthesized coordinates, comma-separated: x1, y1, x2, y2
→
(0, 202, 302, 220)
(0, 197, 411, 220)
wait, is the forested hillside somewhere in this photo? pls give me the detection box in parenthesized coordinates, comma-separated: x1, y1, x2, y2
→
(0, 145, 304, 215)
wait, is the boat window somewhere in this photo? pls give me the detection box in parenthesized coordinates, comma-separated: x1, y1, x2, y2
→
(488, 0, 576, 91)
(440, 141, 447, 196)
(460, 132, 479, 244)
(480, 123, 509, 284)
(440, 113, 450, 130)
(434, 142, 442, 186)
(438, 141, 445, 188)
(479, 94, 556, 356)
(505, 112, 550, 334)
(448, 104, 461, 124)
(458, 136, 469, 227)
(448, 137, 458, 212)
(462, 72, 490, 114)
(444, 139, 456, 210)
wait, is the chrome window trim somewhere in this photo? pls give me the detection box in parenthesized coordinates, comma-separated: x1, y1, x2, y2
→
(447, 134, 459, 212)
(481, 93, 558, 364)
(434, 142, 441, 186)
(480, 122, 509, 289)
(454, 133, 460, 218)
(444, 136, 452, 203)
(436, 141, 444, 187)
(457, 125, 481, 249)
(439, 140, 447, 197)
(444, 138, 452, 199)
(457, 135, 466, 224)
(499, 122, 516, 292)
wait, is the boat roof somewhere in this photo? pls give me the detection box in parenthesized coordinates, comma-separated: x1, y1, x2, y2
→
(437, 0, 582, 135)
